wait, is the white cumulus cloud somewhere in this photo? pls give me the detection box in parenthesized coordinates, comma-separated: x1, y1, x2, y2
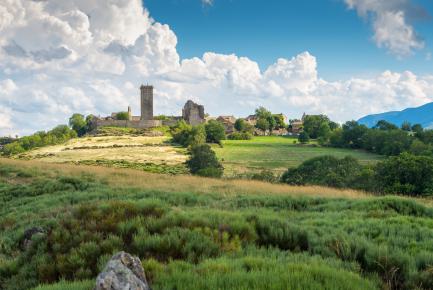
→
(0, 0, 432, 136)
(345, 0, 425, 57)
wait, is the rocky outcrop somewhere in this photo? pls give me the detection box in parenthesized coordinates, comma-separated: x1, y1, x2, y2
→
(95, 252, 151, 290)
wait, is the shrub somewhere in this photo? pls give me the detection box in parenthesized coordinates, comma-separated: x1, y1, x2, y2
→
(374, 153, 433, 196)
(250, 170, 278, 183)
(281, 155, 366, 189)
(298, 131, 310, 144)
(116, 112, 129, 120)
(186, 144, 223, 177)
(170, 121, 206, 147)
(205, 120, 226, 144)
(228, 132, 252, 140)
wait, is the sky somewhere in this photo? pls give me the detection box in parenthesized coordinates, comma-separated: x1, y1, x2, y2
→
(0, 0, 433, 136)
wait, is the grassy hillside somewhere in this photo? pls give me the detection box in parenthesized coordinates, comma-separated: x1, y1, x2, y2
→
(14, 135, 188, 175)
(1, 159, 433, 290)
(213, 136, 382, 176)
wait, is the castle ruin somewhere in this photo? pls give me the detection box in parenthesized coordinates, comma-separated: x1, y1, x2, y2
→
(140, 85, 153, 120)
(92, 85, 205, 129)
(182, 100, 205, 126)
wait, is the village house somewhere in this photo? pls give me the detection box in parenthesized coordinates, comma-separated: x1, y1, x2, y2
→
(216, 116, 236, 134)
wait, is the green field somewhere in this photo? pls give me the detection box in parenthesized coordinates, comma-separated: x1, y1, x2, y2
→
(213, 136, 383, 176)
(1, 159, 433, 290)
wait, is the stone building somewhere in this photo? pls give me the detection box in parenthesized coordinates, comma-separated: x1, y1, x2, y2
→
(217, 116, 236, 134)
(245, 115, 258, 126)
(182, 100, 205, 126)
(92, 85, 161, 129)
(91, 86, 206, 130)
(140, 85, 153, 120)
(289, 113, 306, 134)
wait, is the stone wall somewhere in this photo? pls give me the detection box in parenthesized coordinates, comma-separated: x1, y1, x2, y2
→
(94, 119, 162, 129)
(182, 100, 205, 126)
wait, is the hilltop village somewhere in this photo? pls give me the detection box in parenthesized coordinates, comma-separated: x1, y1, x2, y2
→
(92, 84, 305, 135)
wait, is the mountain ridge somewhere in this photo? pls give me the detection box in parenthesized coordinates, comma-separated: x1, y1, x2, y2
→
(358, 101, 433, 128)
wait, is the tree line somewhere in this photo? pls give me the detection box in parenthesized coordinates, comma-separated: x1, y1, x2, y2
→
(281, 153, 433, 196)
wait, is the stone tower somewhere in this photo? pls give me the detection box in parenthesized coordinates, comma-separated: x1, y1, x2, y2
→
(140, 85, 153, 120)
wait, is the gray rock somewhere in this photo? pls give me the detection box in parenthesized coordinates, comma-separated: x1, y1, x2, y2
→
(95, 251, 151, 290)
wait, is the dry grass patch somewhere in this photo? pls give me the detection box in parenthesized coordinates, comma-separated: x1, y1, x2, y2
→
(0, 158, 369, 199)
(16, 136, 187, 166)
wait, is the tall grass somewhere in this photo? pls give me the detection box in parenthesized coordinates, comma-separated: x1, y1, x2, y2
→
(1, 160, 433, 290)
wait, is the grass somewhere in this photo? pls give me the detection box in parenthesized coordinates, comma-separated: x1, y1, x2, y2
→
(213, 136, 383, 176)
(0, 158, 368, 199)
(1, 159, 433, 290)
(32, 280, 93, 290)
(13, 135, 188, 174)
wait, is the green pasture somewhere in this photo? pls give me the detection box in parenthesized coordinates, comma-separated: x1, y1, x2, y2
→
(213, 136, 383, 175)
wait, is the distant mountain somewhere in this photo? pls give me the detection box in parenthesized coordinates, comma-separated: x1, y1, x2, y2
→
(358, 102, 433, 129)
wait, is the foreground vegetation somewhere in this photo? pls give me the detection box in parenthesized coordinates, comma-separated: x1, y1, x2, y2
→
(0, 159, 433, 290)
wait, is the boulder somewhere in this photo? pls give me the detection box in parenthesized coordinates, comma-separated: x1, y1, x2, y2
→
(95, 251, 151, 290)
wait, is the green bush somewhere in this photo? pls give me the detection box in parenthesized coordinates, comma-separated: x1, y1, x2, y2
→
(170, 121, 206, 148)
(228, 132, 253, 140)
(205, 120, 226, 144)
(115, 112, 129, 120)
(281, 155, 366, 189)
(186, 144, 223, 177)
(374, 153, 433, 196)
(298, 131, 310, 144)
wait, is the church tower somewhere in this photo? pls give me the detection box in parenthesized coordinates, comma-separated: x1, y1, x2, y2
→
(140, 85, 153, 120)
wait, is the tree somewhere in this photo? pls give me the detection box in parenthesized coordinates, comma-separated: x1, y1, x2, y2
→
(411, 124, 423, 134)
(256, 118, 269, 134)
(280, 155, 367, 189)
(342, 121, 368, 148)
(187, 125, 206, 147)
(255, 107, 272, 120)
(267, 115, 277, 132)
(234, 119, 247, 132)
(329, 121, 340, 131)
(69, 114, 87, 136)
(298, 131, 310, 144)
(186, 144, 223, 177)
(401, 121, 411, 131)
(374, 120, 398, 131)
(272, 114, 286, 130)
(171, 121, 206, 147)
(116, 112, 129, 120)
(205, 120, 226, 144)
(317, 122, 331, 144)
(302, 115, 332, 139)
(374, 153, 433, 196)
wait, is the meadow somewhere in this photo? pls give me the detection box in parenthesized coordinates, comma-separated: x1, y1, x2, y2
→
(14, 135, 188, 174)
(213, 136, 383, 176)
(0, 159, 433, 290)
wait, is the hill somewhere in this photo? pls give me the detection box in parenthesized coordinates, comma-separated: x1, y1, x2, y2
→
(1, 159, 433, 290)
(10, 131, 382, 177)
(358, 101, 433, 128)
(213, 136, 382, 176)
(13, 132, 188, 175)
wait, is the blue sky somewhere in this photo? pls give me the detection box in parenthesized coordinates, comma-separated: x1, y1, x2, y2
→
(145, 0, 433, 80)
(2, 0, 433, 135)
